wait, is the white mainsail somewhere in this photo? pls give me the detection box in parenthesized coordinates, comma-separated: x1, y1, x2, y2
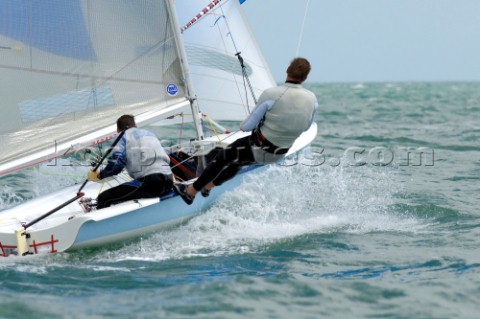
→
(175, 0, 275, 122)
(0, 0, 189, 175)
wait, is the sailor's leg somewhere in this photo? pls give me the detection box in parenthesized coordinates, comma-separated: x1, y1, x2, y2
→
(97, 184, 138, 209)
(211, 163, 243, 186)
(192, 135, 254, 191)
(96, 181, 157, 209)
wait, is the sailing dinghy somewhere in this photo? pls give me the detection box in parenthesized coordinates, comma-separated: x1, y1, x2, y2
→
(0, 0, 317, 257)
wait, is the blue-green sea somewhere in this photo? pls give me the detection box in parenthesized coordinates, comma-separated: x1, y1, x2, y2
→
(1, 82, 480, 318)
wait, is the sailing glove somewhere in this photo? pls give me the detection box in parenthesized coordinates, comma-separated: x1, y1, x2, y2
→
(87, 169, 100, 182)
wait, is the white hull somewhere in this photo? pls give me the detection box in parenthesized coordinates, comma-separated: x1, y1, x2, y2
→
(0, 124, 317, 257)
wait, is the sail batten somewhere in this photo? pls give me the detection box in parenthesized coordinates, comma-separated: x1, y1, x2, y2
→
(0, 64, 172, 86)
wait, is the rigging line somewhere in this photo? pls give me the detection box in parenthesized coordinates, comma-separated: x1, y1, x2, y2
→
(169, 153, 197, 170)
(218, 11, 239, 53)
(217, 4, 257, 110)
(207, 12, 250, 117)
(236, 51, 257, 108)
(295, 0, 311, 57)
(202, 114, 224, 147)
(168, 146, 206, 170)
(216, 31, 251, 116)
(167, 132, 244, 170)
(178, 112, 185, 151)
(218, 130, 243, 143)
(242, 73, 250, 115)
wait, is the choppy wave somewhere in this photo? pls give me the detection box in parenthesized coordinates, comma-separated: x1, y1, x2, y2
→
(83, 164, 427, 263)
(2, 82, 480, 319)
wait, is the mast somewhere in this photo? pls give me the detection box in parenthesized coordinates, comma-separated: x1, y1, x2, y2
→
(166, 0, 206, 150)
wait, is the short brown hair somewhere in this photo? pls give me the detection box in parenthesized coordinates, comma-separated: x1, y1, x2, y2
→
(117, 114, 136, 131)
(287, 57, 311, 82)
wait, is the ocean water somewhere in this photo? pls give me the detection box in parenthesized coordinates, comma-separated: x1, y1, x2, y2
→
(1, 82, 480, 319)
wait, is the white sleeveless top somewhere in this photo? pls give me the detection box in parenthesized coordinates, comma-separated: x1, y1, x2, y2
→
(124, 128, 171, 179)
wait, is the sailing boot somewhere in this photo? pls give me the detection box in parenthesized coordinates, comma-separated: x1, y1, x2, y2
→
(173, 183, 194, 205)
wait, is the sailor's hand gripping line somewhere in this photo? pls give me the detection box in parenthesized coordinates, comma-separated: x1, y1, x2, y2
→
(14, 129, 128, 256)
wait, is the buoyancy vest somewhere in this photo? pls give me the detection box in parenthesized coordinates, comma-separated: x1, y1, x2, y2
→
(259, 83, 316, 148)
(124, 128, 172, 179)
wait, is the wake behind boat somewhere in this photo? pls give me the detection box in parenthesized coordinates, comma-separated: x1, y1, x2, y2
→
(0, 0, 317, 257)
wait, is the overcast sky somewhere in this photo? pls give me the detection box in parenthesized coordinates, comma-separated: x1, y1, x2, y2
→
(242, 0, 480, 83)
